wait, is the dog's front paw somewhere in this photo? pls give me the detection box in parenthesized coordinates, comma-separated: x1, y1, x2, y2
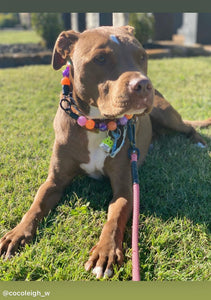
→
(0, 224, 34, 259)
(85, 241, 123, 279)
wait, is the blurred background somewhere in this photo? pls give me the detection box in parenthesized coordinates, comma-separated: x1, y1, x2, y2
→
(0, 12, 211, 67)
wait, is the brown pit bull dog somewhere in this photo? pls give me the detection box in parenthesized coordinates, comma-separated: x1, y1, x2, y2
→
(0, 26, 210, 279)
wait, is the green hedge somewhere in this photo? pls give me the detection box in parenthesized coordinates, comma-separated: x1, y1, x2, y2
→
(0, 13, 19, 29)
(129, 13, 154, 44)
(31, 13, 64, 49)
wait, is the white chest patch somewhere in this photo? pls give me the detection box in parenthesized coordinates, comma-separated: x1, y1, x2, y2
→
(80, 131, 108, 179)
(88, 106, 104, 119)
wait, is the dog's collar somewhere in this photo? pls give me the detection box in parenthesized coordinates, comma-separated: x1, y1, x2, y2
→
(60, 94, 133, 131)
(60, 64, 134, 132)
(60, 64, 137, 157)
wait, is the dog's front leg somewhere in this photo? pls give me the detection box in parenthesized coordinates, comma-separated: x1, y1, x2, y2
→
(85, 161, 133, 279)
(0, 179, 64, 259)
(0, 141, 78, 259)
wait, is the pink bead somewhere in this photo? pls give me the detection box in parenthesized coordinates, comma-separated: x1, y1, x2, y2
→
(77, 116, 87, 126)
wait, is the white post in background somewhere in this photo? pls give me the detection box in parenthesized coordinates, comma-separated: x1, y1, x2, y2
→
(86, 13, 100, 29)
(178, 13, 198, 45)
(71, 13, 79, 31)
(19, 13, 31, 28)
(113, 13, 129, 27)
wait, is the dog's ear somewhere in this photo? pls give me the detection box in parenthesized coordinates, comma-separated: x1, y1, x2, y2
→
(121, 25, 135, 35)
(52, 30, 80, 70)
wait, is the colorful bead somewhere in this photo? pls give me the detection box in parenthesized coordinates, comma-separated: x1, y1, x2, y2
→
(99, 122, 107, 131)
(61, 77, 70, 86)
(77, 116, 87, 127)
(125, 114, 133, 120)
(119, 116, 128, 125)
(107, 121, 117, 131)
(62, 67, 70, 77)
(62, 85, 70, 95)
(85, 119, 95, 130)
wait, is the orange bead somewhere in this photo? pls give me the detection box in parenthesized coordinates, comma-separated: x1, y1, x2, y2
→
(85, 119, 95, 130)
(61, 77, 71, 86)
(125, 114, 133, 120)
(107, 121, 117, 131)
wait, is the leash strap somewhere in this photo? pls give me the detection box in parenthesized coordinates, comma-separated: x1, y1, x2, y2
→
(128, 120, 141, 281)
(110, 126, 127, 158)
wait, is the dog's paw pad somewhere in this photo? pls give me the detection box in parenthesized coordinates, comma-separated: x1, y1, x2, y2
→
(196, 142, 206, 148)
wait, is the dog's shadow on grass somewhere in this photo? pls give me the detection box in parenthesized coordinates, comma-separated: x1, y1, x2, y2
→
(140, 133, 210, 229)
(59, 132, 211, 232)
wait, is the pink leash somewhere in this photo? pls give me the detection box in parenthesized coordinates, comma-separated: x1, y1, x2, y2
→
(128, 120, 141, 281)
(131, 153, 140, 281)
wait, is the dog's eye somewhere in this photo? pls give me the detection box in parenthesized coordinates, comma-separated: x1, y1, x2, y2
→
(94, 54, 106, 65)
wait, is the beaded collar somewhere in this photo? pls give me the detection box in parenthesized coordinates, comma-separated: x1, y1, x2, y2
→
(59, 64, 135, 157)
(60, 64, 133, 132)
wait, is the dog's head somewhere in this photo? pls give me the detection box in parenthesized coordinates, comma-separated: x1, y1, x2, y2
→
(52, 26, 154, 118)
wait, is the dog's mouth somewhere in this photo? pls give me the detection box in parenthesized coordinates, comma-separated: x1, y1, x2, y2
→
(100, 106, 149, 119)
(98, 95, 154, 119)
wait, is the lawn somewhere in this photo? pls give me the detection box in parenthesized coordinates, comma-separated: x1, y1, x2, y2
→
(0, 29, 42, 44)
(0, 57, 210, 281)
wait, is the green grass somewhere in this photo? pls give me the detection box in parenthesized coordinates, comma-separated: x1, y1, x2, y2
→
(0, 29, 42, 44)
(0, 57, 211, 281)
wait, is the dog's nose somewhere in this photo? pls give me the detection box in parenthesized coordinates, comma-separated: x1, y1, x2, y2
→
(129, 78, 152, 94)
